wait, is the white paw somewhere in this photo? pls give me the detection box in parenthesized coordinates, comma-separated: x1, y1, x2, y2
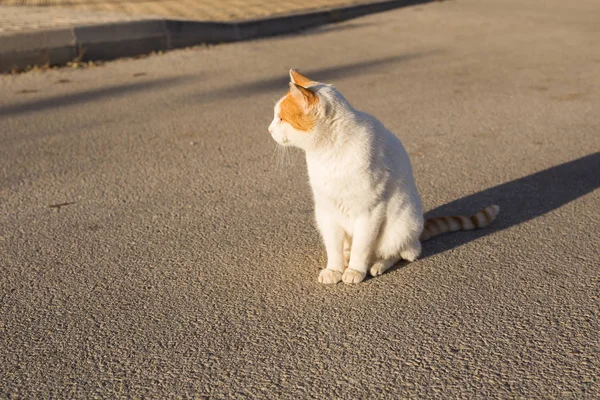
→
(400, 242, 421, 262)
(318, 269, 343, 284)
(400, 252, 418, 262)
(342, 268, 366, 284)
(369, 262, 387, 277)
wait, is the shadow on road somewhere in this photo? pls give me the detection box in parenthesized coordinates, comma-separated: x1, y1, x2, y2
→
(298, 20, 379, 37)
(188, 51, 440, 103)
(421, 152, 600, 258)
(0, 76, 193, 118)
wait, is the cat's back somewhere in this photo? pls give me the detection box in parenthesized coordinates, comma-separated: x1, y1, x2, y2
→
(306, 111, 413, 203)
(353, 110, 413, 174)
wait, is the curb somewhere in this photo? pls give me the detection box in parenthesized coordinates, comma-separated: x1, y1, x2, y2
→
(0, 0, 432, 73)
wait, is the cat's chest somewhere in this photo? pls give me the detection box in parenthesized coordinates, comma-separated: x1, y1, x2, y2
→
(307, 161, 368, 214)
(308, 160, 356, 191)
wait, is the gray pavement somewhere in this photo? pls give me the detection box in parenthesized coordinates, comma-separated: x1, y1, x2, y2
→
(1, 0, 599, 398)
(0, 0, 430, 73)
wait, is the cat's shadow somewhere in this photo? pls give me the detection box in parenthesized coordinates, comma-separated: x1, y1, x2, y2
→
(387, 152, 600, 270)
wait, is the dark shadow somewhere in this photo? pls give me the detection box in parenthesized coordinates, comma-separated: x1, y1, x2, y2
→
(295, 20, 378, 37)
(420, 152, 600, 258)
(188, 51, 440, 103)
(0, 76, 194, 118)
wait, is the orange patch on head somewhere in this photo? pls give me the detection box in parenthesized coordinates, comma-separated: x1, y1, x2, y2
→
(280, 89, 318, 132)
(290, 69, 315, 88)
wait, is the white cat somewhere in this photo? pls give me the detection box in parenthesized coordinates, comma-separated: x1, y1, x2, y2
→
(269, 69, 499, 284)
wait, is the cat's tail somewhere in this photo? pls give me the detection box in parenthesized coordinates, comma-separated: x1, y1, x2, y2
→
(419, 204, 500, 241)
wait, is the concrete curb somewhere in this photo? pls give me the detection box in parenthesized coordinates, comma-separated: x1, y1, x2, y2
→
(0, 0, 432, 73)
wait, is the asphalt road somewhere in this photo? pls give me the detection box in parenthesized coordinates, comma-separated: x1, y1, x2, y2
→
(1, 0, 599, 398)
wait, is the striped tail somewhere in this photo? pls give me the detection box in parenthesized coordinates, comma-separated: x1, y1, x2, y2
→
(419, 204, 500, 241)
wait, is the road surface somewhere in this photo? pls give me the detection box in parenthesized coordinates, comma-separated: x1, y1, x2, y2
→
(1, 0, 599, 397)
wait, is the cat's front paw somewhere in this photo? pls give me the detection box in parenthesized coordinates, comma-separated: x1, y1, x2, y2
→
(342, 268, 366, 284)
(318, 269, 343, 284)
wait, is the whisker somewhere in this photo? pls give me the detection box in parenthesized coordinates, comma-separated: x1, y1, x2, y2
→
(283, 146, 290, 167)
(287, 146, 295, 167)
(283, 145, 299, 167)
(277, 145, 286, 168)
(270, 144, 280, 166)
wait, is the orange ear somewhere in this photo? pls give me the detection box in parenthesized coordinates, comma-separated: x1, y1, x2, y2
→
(289, 83, 318, 109)
(289, 69, 314, 88)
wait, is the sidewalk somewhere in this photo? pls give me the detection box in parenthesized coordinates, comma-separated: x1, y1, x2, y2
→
(0, 0, 393, 27)
(0, 0, 428, 72)
(0, 6, 152, 34)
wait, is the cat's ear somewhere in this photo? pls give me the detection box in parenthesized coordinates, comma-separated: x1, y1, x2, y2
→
(289, 82, 318, 109)
(289, 69, 314, 88)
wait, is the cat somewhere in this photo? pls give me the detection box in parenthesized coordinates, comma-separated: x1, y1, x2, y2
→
(269, 69, 499, 284)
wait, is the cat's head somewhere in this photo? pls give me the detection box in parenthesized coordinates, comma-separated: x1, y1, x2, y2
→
(269, 69, 345, 150)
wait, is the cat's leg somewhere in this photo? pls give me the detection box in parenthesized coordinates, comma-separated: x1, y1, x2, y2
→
(343, 211, 384, 284)
(315, 207, 346, 284)
(400, 238, 421, 262)
(369, 257, 401, 277)
(369, 228, 419, 277)
(343, 234, 352, 268)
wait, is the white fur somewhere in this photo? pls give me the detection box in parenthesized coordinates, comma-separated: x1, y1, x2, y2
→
(270, 76, 424, 284)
